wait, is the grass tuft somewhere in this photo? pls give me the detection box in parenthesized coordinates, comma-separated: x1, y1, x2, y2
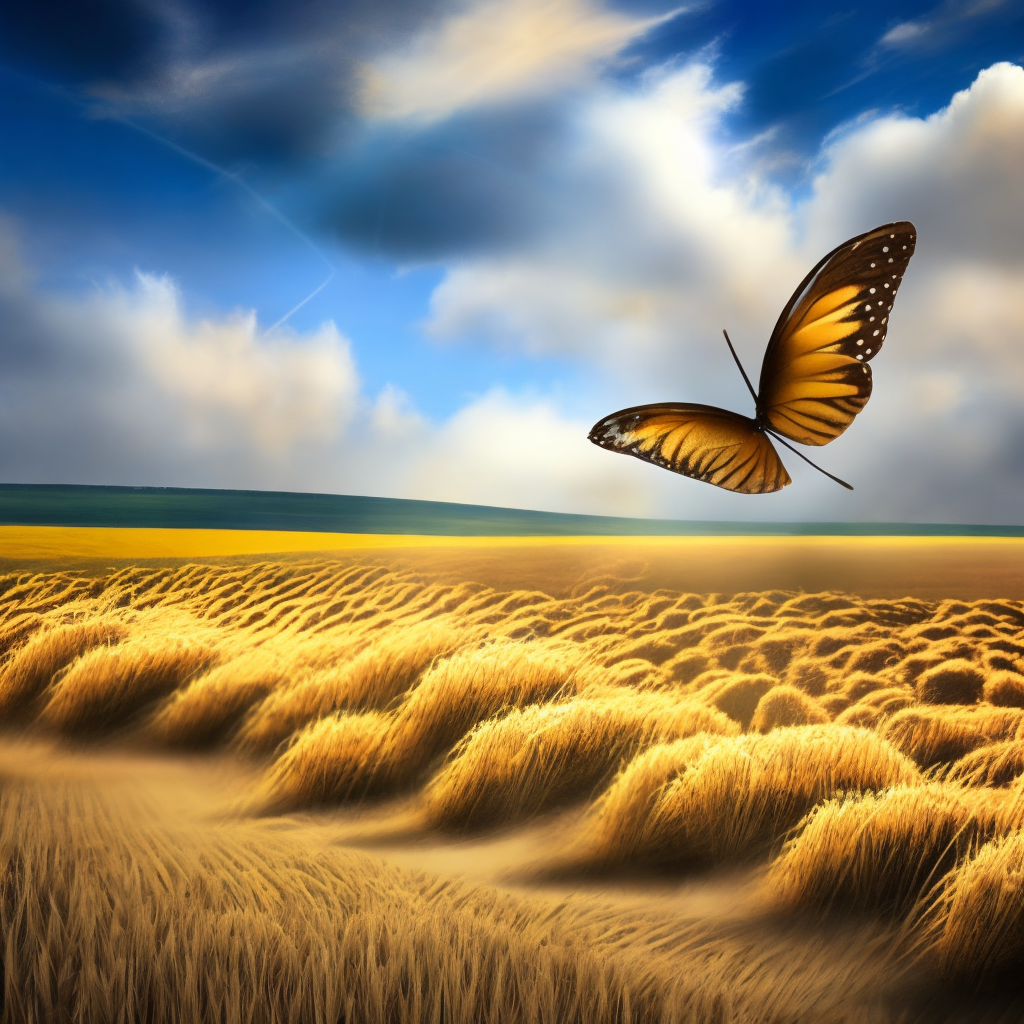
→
(881, 706, 1023, 769)
(423, 693, 737, 830)
(233, 621, 482, 755)
(984, 670, 1024, 708)
(0, 619, 130, 719)
(38, 638, 219, 736)
(783, 657, 830, 696)
(918, 829, 1024, 987)
(916, 659, 985, 705)
(749, 685, 830, 732)
(842, 673, 887, 702)
(570, 725, 919, 869)
(946, 740, 1024, 787)
(256, 640, 596, 811)
(705, 673, 777, 729)
(766, 785, 1003, 918)
(146, 652, 288, 747)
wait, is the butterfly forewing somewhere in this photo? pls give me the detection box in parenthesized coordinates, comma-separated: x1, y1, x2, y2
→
(757, 221, 916, 446)
(589, 403, 791, 494)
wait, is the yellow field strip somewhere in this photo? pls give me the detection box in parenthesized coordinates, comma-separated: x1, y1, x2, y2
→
(1, 524, 1022, 561)
(0, 523, 1020, 562)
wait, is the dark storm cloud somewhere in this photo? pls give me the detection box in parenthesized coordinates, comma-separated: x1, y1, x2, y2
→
(308, 105, 568, 259)
(0, 0, 171, 83)
(0, 0, 447, 165)
(6, 0, 1020, 266)
(0, 0, 679, 257)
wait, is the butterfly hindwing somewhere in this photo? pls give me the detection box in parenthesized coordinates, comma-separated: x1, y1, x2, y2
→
(757, 221, 916, 446)
(588, 403, 791, 494)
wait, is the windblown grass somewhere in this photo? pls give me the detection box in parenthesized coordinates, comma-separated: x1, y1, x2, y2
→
(946, 740, 1024, 787)
(5, 559, 1024, 997)
(254, 639, 597, 811)
(749, 684, 829, 732)
(146, 652, 291, 748)
(765, 785, 1013, 918)
(703, 673, 776, 728)
(916, 659, 985, 704)
(0, 755, 745, 1024)
(880, 705, 1023, 769)
(0, 618, 129, 718)
(233, 619, 484, 755)
(918, 829, 1024, 987)
(984, 670, 1024, 707)
(38, 635, 220, 737)
(423, 692, 737, 830)
(568, 726, 919, 870)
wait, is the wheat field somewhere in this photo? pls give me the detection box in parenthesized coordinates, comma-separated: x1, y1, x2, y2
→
(3, 550, 1024, 1021)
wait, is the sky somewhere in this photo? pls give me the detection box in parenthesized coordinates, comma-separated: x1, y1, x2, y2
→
(1, 0, 1023, 524)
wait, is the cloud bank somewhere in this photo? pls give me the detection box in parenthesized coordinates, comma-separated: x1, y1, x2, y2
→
(3, 39, 1024, 523)
(423, 61, 1024, 522)
(0, 223, 647, 515)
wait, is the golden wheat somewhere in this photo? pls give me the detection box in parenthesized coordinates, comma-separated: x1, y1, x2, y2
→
(946, 740, 1024, 787)
(918, 828, 1024, 986)
(5, 559, 1024, 997)
(749, 684, 830, 732)
(254, 639, 598, 811)
(37, 635, 220, 736)
(766, 785, 1005, 918)
(0, 755, 742, 1024)
(0, 618, 129, 718)
(422, 691, 737, 830)
(570, 726, 919, 870)
(880, 705, 1024, 769)
(232, 619, 485, 755)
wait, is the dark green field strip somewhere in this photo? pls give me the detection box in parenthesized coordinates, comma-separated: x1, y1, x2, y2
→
(2, 484, 1023, 537)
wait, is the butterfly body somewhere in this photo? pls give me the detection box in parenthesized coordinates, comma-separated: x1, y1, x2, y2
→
(589, 222, 917, 493)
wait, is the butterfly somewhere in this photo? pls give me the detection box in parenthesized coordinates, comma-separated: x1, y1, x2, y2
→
(588, 222, 917, 493)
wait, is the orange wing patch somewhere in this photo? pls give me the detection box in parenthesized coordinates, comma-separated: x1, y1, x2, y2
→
(759, 223, 916, 446)
(589, 404, 791, 494)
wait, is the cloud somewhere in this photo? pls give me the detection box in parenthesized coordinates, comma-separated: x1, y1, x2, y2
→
(0, 0, 178, 84)
(426, 63, 798, 388)
(305, 102, 571, 257)
(879, 0, 1011, 50)
(358, 0, 678, 125)
(804, 62, 1024, 263)
(0, 225, 361, 486)
(7, 16, 1024, 524)
(406, 388, 655, 515)
(422, 60, 1024, 523)
(2, 0, 449, 166)
(117, 275, 359, 455)
(0, 221, 647, 514)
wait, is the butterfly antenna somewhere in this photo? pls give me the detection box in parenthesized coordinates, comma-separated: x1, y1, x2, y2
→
(722, 330, 758, 406)
(764, 430, 854, 490)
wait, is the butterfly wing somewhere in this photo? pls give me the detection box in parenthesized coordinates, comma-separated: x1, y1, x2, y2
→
(589, 403, 791, 494)
(757, 221, 916, 446)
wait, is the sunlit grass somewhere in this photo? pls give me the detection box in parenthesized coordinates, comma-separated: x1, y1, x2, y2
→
(3, 557, 1024, 1001)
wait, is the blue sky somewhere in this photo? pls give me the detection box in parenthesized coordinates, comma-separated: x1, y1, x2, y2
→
(1, 0, 1023, 522)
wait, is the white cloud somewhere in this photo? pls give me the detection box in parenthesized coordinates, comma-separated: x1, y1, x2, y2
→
(423, 60, 1024, 522)
(358, 0, 682, 124)
(406, 388, 655, 515)
(0, 228, 646, 515)
(100, 273, 358, 455)
(8, 59, 1024, 525)
(803, 62, 1024, 262)
(0, 237, 361, 489)
(879, 22, 928, 46)
(879, 0, 1009, 49)
(427, 63, 799, 393)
